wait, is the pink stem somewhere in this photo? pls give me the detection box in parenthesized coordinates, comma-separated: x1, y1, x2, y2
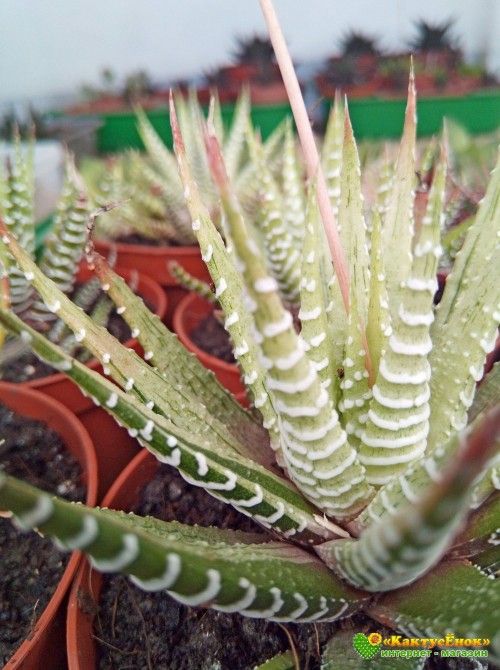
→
(258, 0, 350, 314)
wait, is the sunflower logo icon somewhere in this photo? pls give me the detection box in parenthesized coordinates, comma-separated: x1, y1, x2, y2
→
(368, 633, 382, 646)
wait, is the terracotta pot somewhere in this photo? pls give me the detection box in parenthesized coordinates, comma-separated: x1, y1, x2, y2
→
(66, 449, 158, 670)
(173, 292, 245, 396)
(249, 82, 289, 105)
(0, 382, 98, 670)
(21, 265, 167, 500)
(94, 238, 210, 328)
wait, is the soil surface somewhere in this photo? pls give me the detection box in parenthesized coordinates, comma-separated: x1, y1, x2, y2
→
(0, 404, 86, 665)
(189, 313, 235, 364)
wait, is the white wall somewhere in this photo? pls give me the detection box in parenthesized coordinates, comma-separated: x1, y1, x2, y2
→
(1, 0, 498, 109)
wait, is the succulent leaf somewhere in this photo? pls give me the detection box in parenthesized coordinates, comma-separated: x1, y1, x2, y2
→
(319, 406, 500, 590)
(246, 127, 302, 306)
(359, 147, 445, 485)
(0, 306, 340, 545)
(321, 91, 344, 218)
(168, 260, 217, 302)
(0, 131, 36, 319)
(381, 74, 417, 320)
(30, 154, 90, 327)
(253, 651, 296, 670)
(299, 183, 339, 401)
(89, 251, 272, 466)
(281, 118, 306, 246)
(338, 106, 370, 324)
(0, 473, 366, 622)
(429, 150, 500, 448)
(0, 225, 283, 474)
(374, 148, 395, 225)
(170, 99, 282, 451)
(223, 88, 251, 181)
(366, 211, 391, 376)
(339, 291, 372, 446)
(199, 101, 373, 519)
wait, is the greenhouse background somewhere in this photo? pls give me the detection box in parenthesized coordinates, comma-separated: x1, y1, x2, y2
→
(1, 0, 499, 109)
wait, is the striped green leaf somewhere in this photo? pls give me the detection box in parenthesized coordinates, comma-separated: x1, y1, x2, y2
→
(0, 474, 366, 623)
(319, 406, 500, 590)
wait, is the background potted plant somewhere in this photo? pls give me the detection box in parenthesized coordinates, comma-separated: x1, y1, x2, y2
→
(86, 91, 287, 325)
(315, 30, 384, 99)
(199, 35, 290, 106)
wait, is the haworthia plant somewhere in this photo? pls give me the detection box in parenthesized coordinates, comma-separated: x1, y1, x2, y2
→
(0, 10, 499, 667)
(84, 89, 287, 247)
(0, 144, 131, 362)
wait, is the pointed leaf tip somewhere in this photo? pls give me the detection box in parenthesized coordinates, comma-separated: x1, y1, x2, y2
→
(169, 93, 184, 158)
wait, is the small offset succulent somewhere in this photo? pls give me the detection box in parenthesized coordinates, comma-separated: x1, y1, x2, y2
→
(0, 5, 499, 668)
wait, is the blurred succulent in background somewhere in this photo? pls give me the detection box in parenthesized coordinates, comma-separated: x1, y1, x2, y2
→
(81, 90, 287, 247)
(0, 132, 126, 369)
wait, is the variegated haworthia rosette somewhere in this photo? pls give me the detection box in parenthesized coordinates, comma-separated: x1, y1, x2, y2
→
(0, 140, 92, 341)
(0, 44, 500, 669)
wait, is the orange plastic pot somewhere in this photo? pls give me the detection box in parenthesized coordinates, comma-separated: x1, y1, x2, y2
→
(66, 449, 158, 670)
(21, 265, 167, 500)
(94, 238, 210, 328)
(0, 382, 98, 670)
(173, 292, 245, 396)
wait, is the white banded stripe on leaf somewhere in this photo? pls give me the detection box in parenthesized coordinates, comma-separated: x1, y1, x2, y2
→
(172, 103, 282, 450)
(299, 183, 338, 400)
(359, 146, 443, 484)
(247, 129, 301, 306)
(0, 474, 366, 622)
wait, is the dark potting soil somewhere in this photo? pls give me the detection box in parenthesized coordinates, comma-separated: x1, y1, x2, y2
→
(0, 404, 86, 665)
(190, 313, 236, 364)
(94, 463, 339, 670)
